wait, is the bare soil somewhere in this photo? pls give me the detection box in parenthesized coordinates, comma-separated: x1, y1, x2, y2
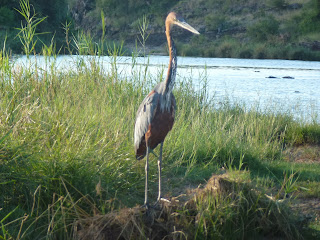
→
(292, 198, 320, 222)
(284, 145, 320, 164)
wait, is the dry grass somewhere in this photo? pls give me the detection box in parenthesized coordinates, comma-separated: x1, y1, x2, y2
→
(284, 145, 320, 164)
(73, 173, 302, 240)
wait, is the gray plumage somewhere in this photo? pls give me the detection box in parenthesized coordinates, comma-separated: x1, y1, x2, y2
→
(133, 12, 199, 206)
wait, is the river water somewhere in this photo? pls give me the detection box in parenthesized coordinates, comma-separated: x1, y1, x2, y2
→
(14, 55, 320, 122)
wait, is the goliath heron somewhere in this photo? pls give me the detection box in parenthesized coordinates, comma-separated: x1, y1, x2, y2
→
(134, 12, 199, 207)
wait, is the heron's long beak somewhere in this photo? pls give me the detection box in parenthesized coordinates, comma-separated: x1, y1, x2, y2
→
(175, 20, 200, 35)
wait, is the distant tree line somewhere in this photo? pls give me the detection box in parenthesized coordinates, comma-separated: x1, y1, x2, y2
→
(0, 0, 71, 52)
(0, 0, 179, 53)
(0, 0, 319, 60)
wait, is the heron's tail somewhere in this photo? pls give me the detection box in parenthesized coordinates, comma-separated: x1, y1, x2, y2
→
(135, 139, 146, 160)
(136, 154, 145, 160)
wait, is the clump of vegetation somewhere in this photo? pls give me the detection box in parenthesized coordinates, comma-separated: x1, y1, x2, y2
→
(73, 173, 302, 240)
(205, 14, 227, 32)
(247, 16, 280, 41)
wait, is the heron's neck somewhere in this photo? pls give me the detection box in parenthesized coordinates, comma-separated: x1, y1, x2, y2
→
(164, 31, 177, 96)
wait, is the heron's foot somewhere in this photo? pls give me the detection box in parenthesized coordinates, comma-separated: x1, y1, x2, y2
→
(141, 204, 155, 226)
(141, 202, 150, 210)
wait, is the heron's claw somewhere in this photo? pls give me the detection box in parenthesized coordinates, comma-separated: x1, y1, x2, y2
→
(141, 202, 150, 210)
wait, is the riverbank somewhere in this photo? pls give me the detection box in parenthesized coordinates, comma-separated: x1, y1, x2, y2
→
(126, 39, 320, 61)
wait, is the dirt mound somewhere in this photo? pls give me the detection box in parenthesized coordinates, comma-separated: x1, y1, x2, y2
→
(73, 174, 233, 240)
(73, 203, 182, 240)
(73, 173, 302, 240)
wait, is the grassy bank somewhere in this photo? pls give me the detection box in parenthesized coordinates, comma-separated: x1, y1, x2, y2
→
(177, 38, 320, 60)
(1, 44, 320, 238)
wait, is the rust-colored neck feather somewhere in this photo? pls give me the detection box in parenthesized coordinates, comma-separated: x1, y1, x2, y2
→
(164, 20, 177, 96)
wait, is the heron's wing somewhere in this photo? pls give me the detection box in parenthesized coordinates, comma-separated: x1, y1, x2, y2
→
(134, 91, 160, 154)
(171, 93, 176, 111)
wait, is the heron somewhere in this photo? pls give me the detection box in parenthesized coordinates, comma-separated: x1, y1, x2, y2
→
(134, 12, 199, 207)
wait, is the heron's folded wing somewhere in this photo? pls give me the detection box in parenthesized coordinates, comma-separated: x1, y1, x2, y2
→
(134, 91, 160, 152)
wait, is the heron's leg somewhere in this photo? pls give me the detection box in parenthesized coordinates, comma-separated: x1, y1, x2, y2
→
(157, 142, 164, 202)
(144, 146, 150, 206)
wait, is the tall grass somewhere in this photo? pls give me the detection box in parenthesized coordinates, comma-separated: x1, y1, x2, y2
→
(15, 0, 48, 57)
(1, 49, 319, 238)
(0, 59, 304, 238)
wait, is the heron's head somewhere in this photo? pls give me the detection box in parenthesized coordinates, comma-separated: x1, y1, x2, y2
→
(166, 12, 200, 35)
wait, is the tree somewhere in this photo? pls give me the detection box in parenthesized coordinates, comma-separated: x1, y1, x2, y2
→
(248, 16, 280, 41)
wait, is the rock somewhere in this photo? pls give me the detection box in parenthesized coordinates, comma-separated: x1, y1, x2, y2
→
(283, 76, 295, 79)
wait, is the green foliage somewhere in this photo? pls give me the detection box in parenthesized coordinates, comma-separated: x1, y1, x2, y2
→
(0, 0, 70, 53)
(176, 41, 201, 57)
(216, 39, 236, 57)
(239, 48, 253, 58)
(286, 122, 320, 145)
(72, 30, 96, 55)
(247, 16, 280, 41)
(95, 0, 178, 32)
(192, 177, 301, 239)
(298, 14, 320, 34)
(205, 14, 227, 32)
(0, 6, 15, 25)
(15, 0, 48, 57)
(283, 0, 320, 35)
(61, 20, 73, 54)
(137, 15, 150, 57)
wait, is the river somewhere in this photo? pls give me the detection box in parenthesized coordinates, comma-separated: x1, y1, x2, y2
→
(14, 55, 320, 122)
